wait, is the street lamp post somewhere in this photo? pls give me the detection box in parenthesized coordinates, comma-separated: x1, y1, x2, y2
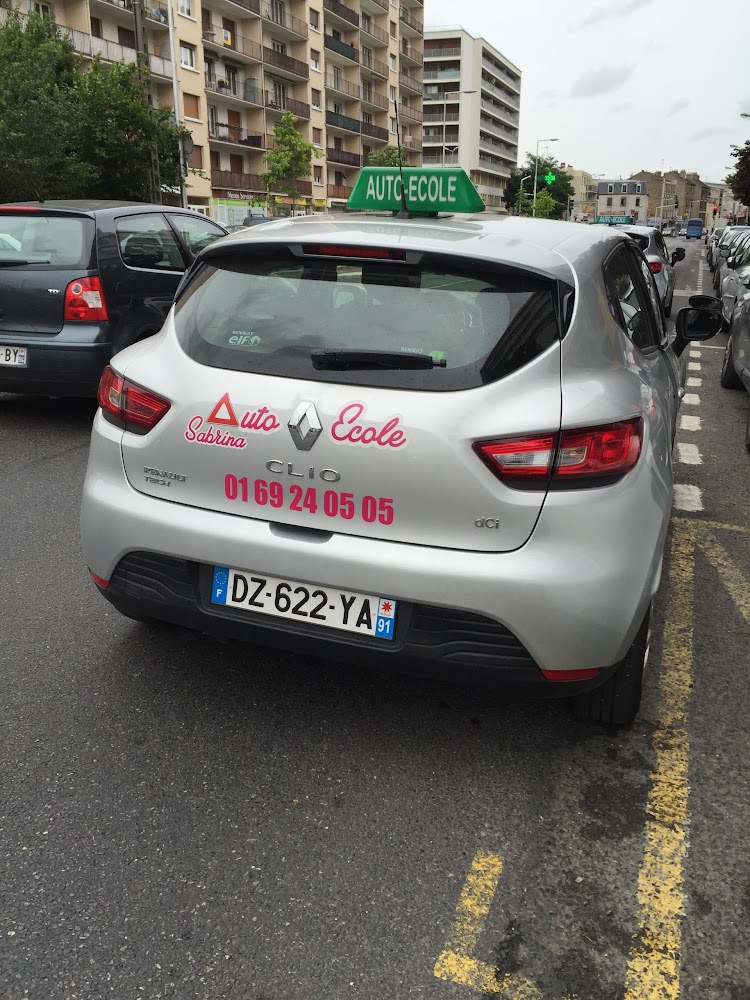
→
(441, 89, 476, 168)
(532, 137, 558, 217)
(517, 174, 531, 215)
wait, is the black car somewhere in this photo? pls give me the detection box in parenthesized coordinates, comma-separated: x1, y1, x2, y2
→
(0, 201, 228, 397)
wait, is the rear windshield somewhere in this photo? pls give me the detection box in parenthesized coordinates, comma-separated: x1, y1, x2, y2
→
(173, 247, 565, 391)
(0, 213, 93, 269)
(624, 233, 649, 252)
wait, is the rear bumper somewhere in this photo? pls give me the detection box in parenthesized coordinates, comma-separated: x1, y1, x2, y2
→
(0, 327, 110, 396)
(81, 413, 669, 682)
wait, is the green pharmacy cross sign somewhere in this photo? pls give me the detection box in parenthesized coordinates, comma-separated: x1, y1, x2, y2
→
(346, 167, 486, 215)
(544, 171, 556, 186)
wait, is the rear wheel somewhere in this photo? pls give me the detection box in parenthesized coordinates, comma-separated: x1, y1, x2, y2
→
(663, 294, 672, 319)
(720, 336, 743, 389)
(572, 606, 651, 726)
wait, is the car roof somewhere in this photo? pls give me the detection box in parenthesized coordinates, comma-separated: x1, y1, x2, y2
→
(204, 214, 633, 283)
(0, 200, 206, 218)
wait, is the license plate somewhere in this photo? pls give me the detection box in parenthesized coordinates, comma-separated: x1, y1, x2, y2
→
(211, 566, 397, 640)
(0, 346, 27, 367)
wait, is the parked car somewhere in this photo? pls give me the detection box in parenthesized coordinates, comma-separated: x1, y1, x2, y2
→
(0, 201, 228, 397)
(707, 227, 727, 270)
(679, 227, 688, 237)
(713, 228, 750, 296)
(592, 223, 685, 316)
(719, 235, 750, 324)
(81, 176, 722, 726)
(719, 279, 750, 451)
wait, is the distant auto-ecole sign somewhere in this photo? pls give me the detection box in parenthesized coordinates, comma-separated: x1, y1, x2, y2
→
(595, 215, 632, 225)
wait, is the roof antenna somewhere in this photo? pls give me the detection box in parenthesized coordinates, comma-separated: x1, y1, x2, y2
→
(393, 99, 409, 219)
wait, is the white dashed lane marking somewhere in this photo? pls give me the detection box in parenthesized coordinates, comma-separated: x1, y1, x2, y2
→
(677, 442, 703, 465)
(683, 393, 701, 405)
(680, 414, 702, 431)
(689, 350, 702, 358)
(686, 376, 703, 387)
(673, 483, 704, 511)
(688, 362, 702, 371)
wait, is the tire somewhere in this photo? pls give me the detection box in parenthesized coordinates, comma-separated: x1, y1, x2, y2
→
(720, 336, 743, 389)
(572, 606, 651, 726)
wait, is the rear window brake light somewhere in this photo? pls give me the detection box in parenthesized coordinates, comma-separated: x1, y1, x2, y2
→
(475, 417, 644, 489)
(97, 366, 170, 434)
(301, 245, 407, 260)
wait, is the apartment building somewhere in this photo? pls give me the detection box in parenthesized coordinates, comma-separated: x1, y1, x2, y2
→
(423, 26, 520, 213)
(560, 163, 598, 222)
(596, 179, 649, 223)
(9, 0, 424, 219)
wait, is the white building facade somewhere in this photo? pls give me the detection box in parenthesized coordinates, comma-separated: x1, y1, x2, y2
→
(596, 179, 649, 223)
(423, 26, 520, 213)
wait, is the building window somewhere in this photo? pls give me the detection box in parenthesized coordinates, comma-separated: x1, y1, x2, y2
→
(607, 183, 613, 193)
(188, 144, 203, 169)
(362, 81, 372, 101)
(309, 8, 319, 30)
(389, 84, 396, 101)
(362, 111, 371, 124)
(635, 197, 641, 207)
(621, 184, 627, 193)
(90, 16, 102, 36)
(311, 88, 321, 108)
(389, 19, 396, 36)
(118, 25, 136, 47)
(178, 0, 192, 16)
(606, 197, 613, 207)
(183, 92, 200, 119)
(620, 197, 626, 207)
(30, 0, 51, 15)
(636, 183, 641, 193)
(180, 43, 196, 69)
(314, 165, 323, 185)
(389, 53, 396, 71)
(310, 49, 320, 70)
(312, 127, 322, 144)
(272, 39, 286, 53)
(390, 116, 397, 133)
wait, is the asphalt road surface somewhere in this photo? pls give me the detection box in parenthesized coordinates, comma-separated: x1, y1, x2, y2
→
(1, 235, 749, 1000)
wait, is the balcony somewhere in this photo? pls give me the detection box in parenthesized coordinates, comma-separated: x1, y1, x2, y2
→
(265, 92, 311, 118)
(361, 0, 388, 11)
(328, 184, 353, 200)
(481, 76, 520, 111)
(324, 34, 358, 62)
(89, 0, 171, 28)
(480, 115, 516, 142)
(209, 122, 265, 147)
(205, 76, 266, 107)
(423, 111, 458, 124)
(423, 153, 458, 166)
(480, 100, 518, 131)
(326, 148, 361, 166)
(400, 43, 423, 66)
(74, 28, 172, 78)
(360, 19, 389, 45)
(361, 51, 388, 79)
(399, 71, 422, 94)
(203, 0, 260, 14)
(203, 30, 263, 63)
(481, 56, 521, 94)
(326, 109, 360, 133)
(477, 155, 511, 179)
(423, 68, 460, 81)
(361, 89, 389, 111)
(211, 169, 265, 192)
(262, 46, 309, 79)
(325, 73, 360, 99)
(260, 2, 308, 38)
(424, 46, 460, 58)
(401, 135, 421, 152)
(478, 134, 516, 161)
(398, 104, 422, 123)
(323, 0, 359, 28)
(361, 120, 389, 141)
(398, 7, 423, 35)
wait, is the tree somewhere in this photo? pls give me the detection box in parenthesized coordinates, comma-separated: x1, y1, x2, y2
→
(368, 146, 406, 167)
(727, 141, 750, 208)
(71, 59, 186, 201)
(530, 189, 556, 219)
(503, 153, 574, 219)
(0, 10, 92, 201)
(262, 111, 322, 200)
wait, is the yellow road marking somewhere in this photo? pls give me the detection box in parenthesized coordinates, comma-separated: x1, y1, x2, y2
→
(693, 531, 750, 626)
(623, 524, 693, 1000)
(673, 516, 749, 534)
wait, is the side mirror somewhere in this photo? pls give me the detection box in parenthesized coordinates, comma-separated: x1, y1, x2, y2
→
(671, 248, 686, 265)
(673, 301, 723, 356)
(720, 246, 732, 258)
(742, 274, 750, 289)
(727, 256, 738, 269)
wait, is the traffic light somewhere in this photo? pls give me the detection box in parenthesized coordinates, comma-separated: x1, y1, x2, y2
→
(713, 204, 718, 217)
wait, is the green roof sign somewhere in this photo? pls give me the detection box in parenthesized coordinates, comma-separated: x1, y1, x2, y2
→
(346, 167, 485, 215)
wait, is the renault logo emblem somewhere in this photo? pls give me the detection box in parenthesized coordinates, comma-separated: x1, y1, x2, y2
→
(288, 401, 323, 451)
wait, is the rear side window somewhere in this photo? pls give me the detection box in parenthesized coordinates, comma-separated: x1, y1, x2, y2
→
(624, 233, 649, 252)
(173, 248, 565, 391)
(115, 213, 186, 271)
(166, 213, 226, 257)
(0, 213, 93, 269)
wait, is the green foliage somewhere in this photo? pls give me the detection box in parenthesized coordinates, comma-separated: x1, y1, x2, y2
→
(261, 111, 322, 197)
(367, 146, 406, 167)
(503, 154, 574, 219)
(0, 9, 187, 202)
(728, 142, 750, 208)
(532, 189, 556, 219)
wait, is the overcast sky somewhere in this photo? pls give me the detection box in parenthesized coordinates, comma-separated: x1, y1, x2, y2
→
(425, 0, 750, 183)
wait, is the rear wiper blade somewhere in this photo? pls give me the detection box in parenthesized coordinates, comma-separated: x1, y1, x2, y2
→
(311, 349, 447, 371)
(0, 259, 49, 267)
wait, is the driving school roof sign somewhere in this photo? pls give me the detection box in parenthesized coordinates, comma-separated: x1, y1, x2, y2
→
(346, 167, 485, 215)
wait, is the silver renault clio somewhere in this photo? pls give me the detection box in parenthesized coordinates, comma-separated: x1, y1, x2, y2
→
(80, 169, 721, 725)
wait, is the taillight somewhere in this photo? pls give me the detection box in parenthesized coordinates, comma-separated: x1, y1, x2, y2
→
(97, 366, 170, 434)
(302, 245, 407, 260)
(648, 261, 663, 274)
(64, 276, 108, 322)
(475, 417, 643, 489)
